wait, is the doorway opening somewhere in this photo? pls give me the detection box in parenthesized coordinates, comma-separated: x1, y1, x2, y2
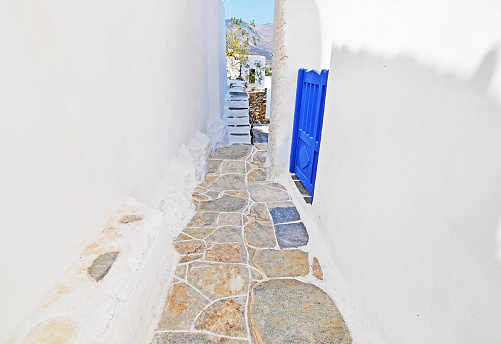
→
(224, 0, 275, 145)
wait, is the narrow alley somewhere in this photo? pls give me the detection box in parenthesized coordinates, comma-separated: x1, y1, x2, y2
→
(150, 143, 351, 343)
(3, 1, 501, 343)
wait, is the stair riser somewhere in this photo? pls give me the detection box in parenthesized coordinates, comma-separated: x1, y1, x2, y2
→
(227, 125, 251, 134)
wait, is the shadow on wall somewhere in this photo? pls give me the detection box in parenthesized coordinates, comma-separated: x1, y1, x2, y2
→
(474, 48, 501, 267)
(314, 45, 501, 343)
(471, 47, 498, 90)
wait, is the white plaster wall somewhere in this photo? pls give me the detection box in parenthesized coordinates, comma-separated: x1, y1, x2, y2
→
(205, 0, 229, 150)
(218, 1, 228, 117)
(272, 0, 501, 342)
(206, 0, 227, 121)
(270, 0, 330, 173)
(0, 0, 223, 340)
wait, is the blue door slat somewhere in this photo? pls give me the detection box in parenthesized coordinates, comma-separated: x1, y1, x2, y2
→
(301, 83, 309, 130)
(312, 70, 328, 146)
(289, 69, 305, 173)
(289, 68, 329, 202)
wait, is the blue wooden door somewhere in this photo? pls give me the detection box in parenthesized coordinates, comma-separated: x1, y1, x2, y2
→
(289, 68, 329, 201)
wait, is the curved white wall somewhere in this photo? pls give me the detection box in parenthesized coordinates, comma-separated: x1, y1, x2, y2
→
(272, 0, 501, 342)
(270, 0, 327, 172)
(0, 0, 225, 340)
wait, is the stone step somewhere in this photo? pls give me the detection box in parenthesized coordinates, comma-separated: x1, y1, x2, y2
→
(225, 100, 249, 108)
(228, 80, 246, 88)
(223, 112, 249, 118)
(227, 124, 251, 134)
(223, 113, 249, 118)
(228, 87, 246, 93)
(228, 86, 245, 92)
(224, 109, 248, 117)
(228, 96, 249, 102)
(225, 105, 249, 111)
(228, 93, 249, 101)
(223, 116, 249, 124)
(228, 133, 251, 145)
(223, 117, 250, 125)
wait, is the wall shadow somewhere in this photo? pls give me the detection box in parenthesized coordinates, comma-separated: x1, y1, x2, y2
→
(314, 44, 501, 342)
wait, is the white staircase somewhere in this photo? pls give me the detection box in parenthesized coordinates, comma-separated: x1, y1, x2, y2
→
(224, 81, 251, 145)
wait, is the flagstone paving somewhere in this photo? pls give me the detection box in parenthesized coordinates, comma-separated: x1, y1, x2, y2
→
(151, 143, 351, 344)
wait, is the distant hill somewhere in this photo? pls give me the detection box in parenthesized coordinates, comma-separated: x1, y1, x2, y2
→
(225, 20, 273, 64)
(252, 23, 273, 63)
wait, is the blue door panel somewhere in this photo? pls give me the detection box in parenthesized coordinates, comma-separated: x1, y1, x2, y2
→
(289, 69, 329, 201)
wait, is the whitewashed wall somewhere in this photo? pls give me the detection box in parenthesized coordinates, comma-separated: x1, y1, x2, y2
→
(206, 0, 227, 121)
(218, 1, 228, 116)
(270, 0, 330, 172)
(0, 0, 225, 341)
(272, 0, 501, 343)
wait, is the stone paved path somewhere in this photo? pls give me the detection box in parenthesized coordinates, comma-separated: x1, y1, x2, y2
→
(151, 143, 351, 344)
